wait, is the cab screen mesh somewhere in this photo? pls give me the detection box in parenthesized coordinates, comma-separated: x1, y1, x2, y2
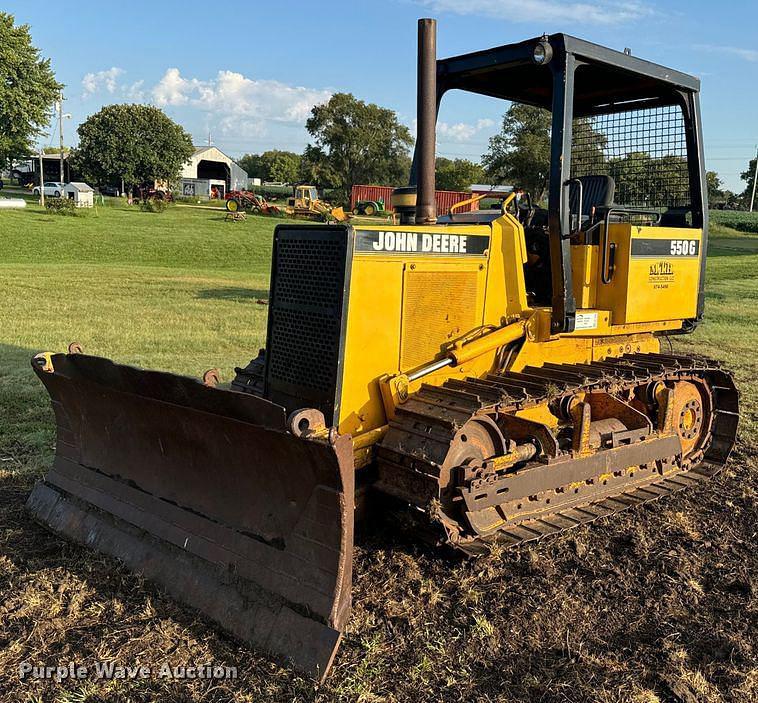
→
(571, 104, 690, 210)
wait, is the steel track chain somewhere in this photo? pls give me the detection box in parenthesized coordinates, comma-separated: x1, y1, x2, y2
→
(376, 352, 739, 555)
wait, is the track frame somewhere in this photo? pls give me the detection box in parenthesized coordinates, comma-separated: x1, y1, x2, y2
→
(376, 353, 739, 555)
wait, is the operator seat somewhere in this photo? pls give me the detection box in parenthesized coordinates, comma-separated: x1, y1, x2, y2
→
(569, 175, 615, 220)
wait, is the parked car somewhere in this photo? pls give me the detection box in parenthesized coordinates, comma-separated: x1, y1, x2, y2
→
(32, 181, 65, 197)
(98, 185, 120, 197)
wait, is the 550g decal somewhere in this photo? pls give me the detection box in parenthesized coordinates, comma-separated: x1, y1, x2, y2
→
(631, 238, 700, 258)
(670, 239, 698, 256)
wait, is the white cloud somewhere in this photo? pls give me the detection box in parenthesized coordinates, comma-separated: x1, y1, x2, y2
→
(696, 44, 758, 62)
(81, 68, 145, 101)
(152, 68, 332, 133)
(437, 117, 495, 142)
(418, 0, 653, 25)
(82, 67, 125, 96)
(79, 65, 332, 137)
(124, 80, 145, 102)
(477, 118, 496, 129)
(151, 67, 202, 106)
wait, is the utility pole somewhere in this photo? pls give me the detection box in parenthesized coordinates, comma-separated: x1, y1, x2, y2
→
(208, 130, 212, 147)
(750, 145, 758, 213)
(58, 95, 65, 183)
(38, 150, 45, 207)
(56, 93, 71, 183)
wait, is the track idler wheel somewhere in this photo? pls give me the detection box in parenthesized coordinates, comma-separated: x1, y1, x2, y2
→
(444, 418, 505, 471)
(436, 417, 506, 540)
(670, 380, 708, 456)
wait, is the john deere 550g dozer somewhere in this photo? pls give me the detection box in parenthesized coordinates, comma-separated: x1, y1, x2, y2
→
(28, 19, 739, 680)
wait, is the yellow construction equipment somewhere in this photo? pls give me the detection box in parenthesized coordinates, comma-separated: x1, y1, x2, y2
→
(287, 184, 348, 221)
(28, 19, 738, 682)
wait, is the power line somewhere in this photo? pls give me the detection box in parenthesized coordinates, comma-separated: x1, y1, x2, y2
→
(48, 115, 59, 149)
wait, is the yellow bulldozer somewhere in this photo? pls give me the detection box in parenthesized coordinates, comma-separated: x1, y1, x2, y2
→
(286, 183, 348, 222)
(28, 19, 738, 681)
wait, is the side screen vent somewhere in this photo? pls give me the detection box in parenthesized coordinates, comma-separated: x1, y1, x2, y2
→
(401, 269, 479, 370)
(265, 226, 351, 423)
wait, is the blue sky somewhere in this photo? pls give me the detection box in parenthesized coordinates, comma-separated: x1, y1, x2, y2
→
(6, 0, 757, 191)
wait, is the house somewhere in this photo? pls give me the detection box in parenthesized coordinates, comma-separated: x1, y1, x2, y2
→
(63, 182, 94, 208)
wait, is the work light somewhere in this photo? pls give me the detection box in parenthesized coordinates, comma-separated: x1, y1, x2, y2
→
(533, 40, 553, 65)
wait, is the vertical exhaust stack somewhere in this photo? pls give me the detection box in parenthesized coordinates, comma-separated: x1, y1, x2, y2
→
(416, 18, 437, 225)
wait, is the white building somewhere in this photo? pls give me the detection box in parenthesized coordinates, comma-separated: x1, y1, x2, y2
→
(63, 182, 94, 208)
(179, 146, 248, 199)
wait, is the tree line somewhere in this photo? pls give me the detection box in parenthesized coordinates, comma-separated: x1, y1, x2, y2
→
(0, 8, 486, 202)
(2, 10, 755, 209)
(237, 93, 486, 198)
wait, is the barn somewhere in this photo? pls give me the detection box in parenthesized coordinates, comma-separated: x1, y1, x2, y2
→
(179, 146, 248, 198)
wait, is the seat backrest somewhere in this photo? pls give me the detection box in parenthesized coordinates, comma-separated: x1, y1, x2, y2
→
(569, 175, 615, 218)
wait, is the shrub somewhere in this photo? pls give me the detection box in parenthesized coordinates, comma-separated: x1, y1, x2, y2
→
(138, 198, 169, 213)
(44, 197, 79, 216)
(709, 210, 758, 234)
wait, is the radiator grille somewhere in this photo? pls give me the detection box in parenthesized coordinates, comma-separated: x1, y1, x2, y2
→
(401, 270, 479, 370)
(265, 227, 349, 421)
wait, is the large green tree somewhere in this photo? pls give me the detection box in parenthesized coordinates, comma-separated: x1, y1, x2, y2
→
(71, 104, 193, 190)
(483, 105, 610, 203)
(706, 170, 724, 204)
(435, 156, 485, 192)
(237, 153, 264, 181)
(607, 151, 689, 208)
(303, 93, 413, 198)
(741, 157, 756, 208)
(239, 150, 301, 183)
(483, 104, 552, 202)
(0, 13, 62, 168)
(299, 144, 339, 187)
(570, 118, 608, 176)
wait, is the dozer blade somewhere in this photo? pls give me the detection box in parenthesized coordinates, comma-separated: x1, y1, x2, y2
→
(26, 352, 354, 681)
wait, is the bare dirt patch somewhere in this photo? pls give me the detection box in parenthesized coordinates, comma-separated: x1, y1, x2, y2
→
(0, 443, 754, 702)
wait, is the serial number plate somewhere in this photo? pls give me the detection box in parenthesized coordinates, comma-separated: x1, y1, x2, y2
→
(575, 312, 599, 330)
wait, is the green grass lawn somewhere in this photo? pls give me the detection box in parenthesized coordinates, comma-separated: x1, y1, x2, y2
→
(0, 203, 756, 702)
(677, 222, 758, 442)
(0, 202, 281, 479)
(1, 204, 756, 476)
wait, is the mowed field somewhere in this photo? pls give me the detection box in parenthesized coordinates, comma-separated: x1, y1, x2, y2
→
(0, 202, 755, 702)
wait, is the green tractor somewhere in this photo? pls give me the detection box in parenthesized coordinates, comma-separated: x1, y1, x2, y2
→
(352, 197, 388, 217)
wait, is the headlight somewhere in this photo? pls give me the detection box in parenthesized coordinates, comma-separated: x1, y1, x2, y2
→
(532, 40, 553, 65)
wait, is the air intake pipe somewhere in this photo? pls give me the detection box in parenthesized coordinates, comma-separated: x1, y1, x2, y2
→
(415, 18, 437, 225)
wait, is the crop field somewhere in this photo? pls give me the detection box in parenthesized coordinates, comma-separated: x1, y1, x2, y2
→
(0, 202, 755, 702)
(709, 210, 758, 235)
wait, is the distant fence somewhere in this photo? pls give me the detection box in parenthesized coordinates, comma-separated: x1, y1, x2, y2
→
(350, 185, 473, 214)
